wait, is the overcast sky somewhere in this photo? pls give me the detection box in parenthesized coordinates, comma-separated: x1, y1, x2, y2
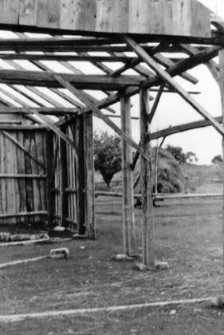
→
(94, 0, 224, 165)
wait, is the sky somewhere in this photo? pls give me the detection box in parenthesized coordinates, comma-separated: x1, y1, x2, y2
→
(94, 0, 224, 165)
(0, 1, 222, 165)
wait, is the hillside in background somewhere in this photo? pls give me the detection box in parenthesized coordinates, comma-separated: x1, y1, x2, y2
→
(182, 163, 223, 194)
(95, 163, 223, 194)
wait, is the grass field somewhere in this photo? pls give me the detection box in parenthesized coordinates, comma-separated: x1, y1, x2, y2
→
(1, 166, 224, 334)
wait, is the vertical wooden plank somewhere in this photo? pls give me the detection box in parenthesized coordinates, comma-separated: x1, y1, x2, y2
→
(40, 130, 47, 213)
(46, 132, 54, 226)
(163, 0, 173, 35)
(60, 0, 96, 31)
(74, 116, 85, 235)
(30, 133, 38, 219)
(24, 132, 34, 215)
(191, 1, 211, 38)
(150, 0, 164, 35)
(95, 0, 114, 32)
(60, 126, 68, 226)
(14, 132, 20, 225)
(0, 0, 20, 24)
(60, 0, 82, 30)
(112, 0, 129, 33)
(36, 0, 60, 29)
(129, 0, 151, 34)
(4, 136, 13, 223)
(218, 49, 224, 282)
(121, 93, 136, 256)
(19, 0, 37, 26)
(0, 132, 3, 225)
(140, 88, 155, 267)
(83, 113, 95, 239)
(17, 131, 26, 224)
(172, 0, 192, 36)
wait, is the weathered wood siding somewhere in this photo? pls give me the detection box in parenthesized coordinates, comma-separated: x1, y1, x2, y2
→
(51, 115, 95, 237)
(0, 0, 211, 38)
(0, 128, 47, 225)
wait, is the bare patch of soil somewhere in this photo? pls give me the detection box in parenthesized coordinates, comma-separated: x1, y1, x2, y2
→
(0, 196, 223, 334)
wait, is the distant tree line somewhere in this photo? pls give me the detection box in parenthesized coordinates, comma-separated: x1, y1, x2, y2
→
(94, 131, 201, 188)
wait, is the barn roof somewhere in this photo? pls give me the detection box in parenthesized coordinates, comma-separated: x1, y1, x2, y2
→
(0, 0, 212, 38)
(0, 0, 223, 148)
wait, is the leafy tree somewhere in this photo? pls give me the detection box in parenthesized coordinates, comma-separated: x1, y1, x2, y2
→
(165, 145, 198, 165)
(165, 145, 186, 163)
(211, 154, 223, 165)
(185, 151, 198, 165)
(94, 131, 122, 187)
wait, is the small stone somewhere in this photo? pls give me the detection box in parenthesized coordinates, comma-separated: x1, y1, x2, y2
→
(112, 254, 134, 261)
(155, 261, 169, 270)
(49, 247, 69, 259)
(211, 296, 224, 308)
(53, 226, 65, 232)
(79, 246, 86, 250)
(170, 309, 176, 315)
(134, 262, 150, 271)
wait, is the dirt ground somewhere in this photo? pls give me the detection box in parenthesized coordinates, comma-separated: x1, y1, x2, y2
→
(1, 194, 224, 334)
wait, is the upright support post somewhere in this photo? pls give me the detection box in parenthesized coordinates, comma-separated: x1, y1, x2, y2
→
(75, 115, 86, 235)
(83, 112, 95, 239)
(218, 49, 224, 289)
(121, 92, 136, 256)
(46, 131, 55, 226)
(140, 88, 155, 266)
(60, 126, 68, 226)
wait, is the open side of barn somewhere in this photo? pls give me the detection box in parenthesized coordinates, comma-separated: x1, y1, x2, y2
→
(0, 0, 223, 269)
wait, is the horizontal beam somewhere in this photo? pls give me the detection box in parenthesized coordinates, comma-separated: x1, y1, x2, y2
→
(125, 36, 224, 136)
(0, 107, 80, 115)
(0, 70, 144, 90)
(0, 36, 118, 52)
(58, 42, 222, 127)
(0, 53, 137, 63)
(0, 174, 46, 178)
(0, 125, 46, 130)
(150, 116, 222, 140)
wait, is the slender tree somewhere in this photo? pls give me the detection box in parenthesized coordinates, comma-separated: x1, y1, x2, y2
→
(94, 131, 122, 187)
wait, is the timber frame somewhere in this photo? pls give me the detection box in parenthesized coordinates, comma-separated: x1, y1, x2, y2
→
(0, 1, 224, 265)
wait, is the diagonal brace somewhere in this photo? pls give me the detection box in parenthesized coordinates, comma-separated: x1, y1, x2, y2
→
(124, 35, 224, 137)
(54, 74, 151, 162)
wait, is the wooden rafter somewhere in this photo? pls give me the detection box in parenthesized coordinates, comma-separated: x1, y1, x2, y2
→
(0, 70, 144, 90)
(54, 74, 152, 162)
(150, 116, 223, 140)
(124, 35, 224, 137)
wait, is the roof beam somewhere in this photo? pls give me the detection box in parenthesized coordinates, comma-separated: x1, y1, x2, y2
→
(124, 35, 224, 137)
(0, 54, 137, 63)
(150, 116, 223, 140)
(54, 74, 152, 162)
(0, 70, 144, 90)
(57, 42, 224, 127)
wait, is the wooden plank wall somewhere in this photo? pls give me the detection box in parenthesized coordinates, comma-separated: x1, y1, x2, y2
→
(0, 129, 47, 225)
(52, 122, 78, 230)
(51, 115, 95, 237)
(2, 0, 211, 38)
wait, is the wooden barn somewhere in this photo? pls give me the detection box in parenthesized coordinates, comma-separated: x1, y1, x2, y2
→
(0, 0, 223, 266)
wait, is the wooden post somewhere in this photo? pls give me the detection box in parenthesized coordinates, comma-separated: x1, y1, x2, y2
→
(121, 92, 136, 256)
(83, 112, 95, 239)
(60, 125, 68, 226)
(74, 115, 86, 235)
(140, 88, 155, 266)
(218, 49, 224, 291)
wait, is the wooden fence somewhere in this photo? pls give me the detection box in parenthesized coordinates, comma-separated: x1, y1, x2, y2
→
(48, 114, 95, 237)
(0, 127, 47, 225)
